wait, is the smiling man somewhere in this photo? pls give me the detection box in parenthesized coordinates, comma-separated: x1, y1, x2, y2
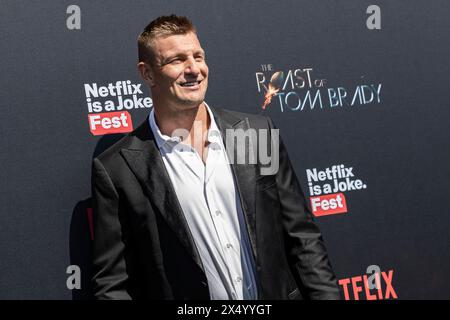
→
(91, 15, 341, 300)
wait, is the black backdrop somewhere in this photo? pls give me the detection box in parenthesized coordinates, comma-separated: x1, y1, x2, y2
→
(0, 0, 449, 299)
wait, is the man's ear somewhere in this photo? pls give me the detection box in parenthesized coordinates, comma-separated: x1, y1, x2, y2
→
(137, 62, 155, 87)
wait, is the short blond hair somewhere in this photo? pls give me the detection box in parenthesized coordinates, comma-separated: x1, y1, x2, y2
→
(138, 15, 196, 64)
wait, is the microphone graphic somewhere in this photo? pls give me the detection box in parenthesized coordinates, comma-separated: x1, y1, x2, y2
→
(261, 71, 284, 111)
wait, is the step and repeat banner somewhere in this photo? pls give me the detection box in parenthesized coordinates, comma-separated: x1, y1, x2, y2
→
(0, 0, 449, 299)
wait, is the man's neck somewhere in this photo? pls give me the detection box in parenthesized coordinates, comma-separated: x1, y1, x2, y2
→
(153, 102, 211, 147)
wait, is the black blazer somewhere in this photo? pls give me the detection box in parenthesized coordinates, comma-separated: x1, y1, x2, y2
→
(91, 106, 341, 300)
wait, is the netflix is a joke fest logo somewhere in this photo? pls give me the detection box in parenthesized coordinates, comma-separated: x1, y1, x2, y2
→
(306, 164, 367, 217)
(85, 80, 152, 135)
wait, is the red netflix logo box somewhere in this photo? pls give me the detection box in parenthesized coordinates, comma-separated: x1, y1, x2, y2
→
(310, 192, 347, 217)
(84, 80, 152, 135)
(89, 111, 133, 135)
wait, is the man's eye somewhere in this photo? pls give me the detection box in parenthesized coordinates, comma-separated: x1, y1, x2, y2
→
(195, 56, 205, 62)
(170, 58, 182, 64)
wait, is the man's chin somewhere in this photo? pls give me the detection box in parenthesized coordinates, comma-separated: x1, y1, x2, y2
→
(177, 96, 206, 108)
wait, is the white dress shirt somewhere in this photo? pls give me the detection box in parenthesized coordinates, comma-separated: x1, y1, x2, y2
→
(148, 103, 258, 300)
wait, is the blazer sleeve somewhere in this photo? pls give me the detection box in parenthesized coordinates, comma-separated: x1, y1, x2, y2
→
(266, 116, 341, 300)
(91, 157, 132, 300)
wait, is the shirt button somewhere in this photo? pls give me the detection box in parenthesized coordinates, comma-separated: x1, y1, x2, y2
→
(226, 243, 233, 249)
(215, 210, 221, 216)
(235, 276, 242, 283)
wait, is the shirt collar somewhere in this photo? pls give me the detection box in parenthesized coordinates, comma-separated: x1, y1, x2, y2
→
(148, 102, 222, 151)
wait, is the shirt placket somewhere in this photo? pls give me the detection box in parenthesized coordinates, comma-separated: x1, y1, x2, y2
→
(206, 148, 243, 299)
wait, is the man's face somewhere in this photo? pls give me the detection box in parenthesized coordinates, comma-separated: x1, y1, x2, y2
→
(148, 32, 208, 109)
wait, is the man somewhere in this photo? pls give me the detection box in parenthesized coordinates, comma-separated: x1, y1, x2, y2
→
(91, 14, 341, 300)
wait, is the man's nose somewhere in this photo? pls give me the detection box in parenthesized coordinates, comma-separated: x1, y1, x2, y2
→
(184, 57, 200, 75)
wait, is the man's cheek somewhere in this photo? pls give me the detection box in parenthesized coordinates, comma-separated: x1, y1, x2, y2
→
(202, 79, 208, 90)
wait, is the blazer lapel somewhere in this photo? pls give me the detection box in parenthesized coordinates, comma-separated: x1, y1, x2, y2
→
(119, 119, 205, 273)
(119, 106, 259, 273)
(211, 107, 258, 261)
